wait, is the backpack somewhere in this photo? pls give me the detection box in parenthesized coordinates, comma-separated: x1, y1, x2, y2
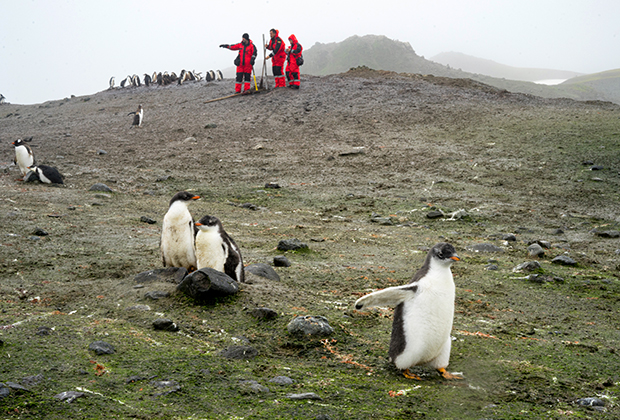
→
(296, 54, 304, 66)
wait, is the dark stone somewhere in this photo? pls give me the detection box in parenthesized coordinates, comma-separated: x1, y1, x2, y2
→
(156, 175, 171, 182)
(5, 382, 28, 393)
(36, 326, 53, 336)
(467, 243, 504, 253)
(54, 391, 84, 403)
(220, 345, 258, 360)
(269, 376, 295, 385)
(241, 203, 259, 210)
(153, 318, 179, 331)
(552, 228, 564, 235)
(552, 255, 577, 266)
(277, 239, 308, 251)
(582, 160, 594, 166)
(89, 183, 113, 192)
(97, 149, 107, 155)
(426, 210, 444, 219)
(245, 263, 280, 281)
(144, 291, 170, 300)
(204, 123, 217, 129)
(140, 216, 157, 224)
(250, 307, 278, 320)
(577, 397, 605, 407)
(33, 227, 48, 236)
(273, 256, 291, 267)
(501, 234, 517, 241)
(134, 267, 188, 285)
(265, 182, 281, 189)
(177, 267, 239, 300)
(286, 392, 323, 400)
(590, 165, 604, 171)
(287, 315, 334, 337)
(485, 264, 498, 271)
(88, 341, 115, 355)
(595, 230, 620, 238)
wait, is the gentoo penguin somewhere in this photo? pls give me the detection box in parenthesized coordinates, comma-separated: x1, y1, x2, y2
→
(27, 165, 64, 184)
(143, 74, 151, 86)
(216, 70, 223, 81)
(160, 191, 201, 272)
(0, 93, 5, 104)
(128, 104, 143, 127)
(131, 74, 141, 87)
(109, 77, 115, 89)
(354, 242, 462, 380)
(12, 138, 35, 177)
(195, 215, 245, 283)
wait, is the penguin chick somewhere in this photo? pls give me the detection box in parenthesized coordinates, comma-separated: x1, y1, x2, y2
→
(195, 215, 245, 283)
(12, 138, 35, 178)
(160, 191, 201, 272)
(28, 165, 64, 184)
(128, 104, 143, 127)
(355, 242, 462, 380)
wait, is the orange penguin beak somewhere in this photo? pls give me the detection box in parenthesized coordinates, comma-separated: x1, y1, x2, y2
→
(192, 195, 201, 200)
(450, 256, 460, 261)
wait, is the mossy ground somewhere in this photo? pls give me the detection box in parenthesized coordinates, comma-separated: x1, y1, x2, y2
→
(1, 70, 620, 419)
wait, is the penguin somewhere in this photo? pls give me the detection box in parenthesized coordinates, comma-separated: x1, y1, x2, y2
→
(216, 70, 223, 81)
(0, 93, 5, 104)
(209, 70, 216, 81)
(193, 70, 202, 81)
(143, 73, 151, 86)
(160, 191, 201, 272)
(109, 77, 115, 89)
(205, 71, 213, 82)
(354, 242, 462, 380)
(27, 165, 64, 184)
(195, 215, 245, 283)
(128, 104, 143, 127)
(12, 138, 35, 178)
(131, 74, 141, 87)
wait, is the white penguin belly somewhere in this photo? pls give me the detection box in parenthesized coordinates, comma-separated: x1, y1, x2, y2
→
(394, 290, 455, 369)
(15, 148, 33, 175)
(195, 230, 226, 272)
(161, 215, 196, 269)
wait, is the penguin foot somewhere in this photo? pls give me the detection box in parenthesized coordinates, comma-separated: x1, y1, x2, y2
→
(438, 368, 463, 380)
(402, 369, 422, 380)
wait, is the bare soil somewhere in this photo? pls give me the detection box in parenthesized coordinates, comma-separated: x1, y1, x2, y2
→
(1, 68, 620, 419)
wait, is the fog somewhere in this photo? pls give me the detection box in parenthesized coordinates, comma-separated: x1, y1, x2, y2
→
(2, 0, 619, 104)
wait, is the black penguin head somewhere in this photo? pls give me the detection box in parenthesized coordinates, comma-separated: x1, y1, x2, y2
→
(169, 191, 200, 207)
(12, 139, 24, 147)
(195, 215, 221, 232)
(431, 242, 460, 264)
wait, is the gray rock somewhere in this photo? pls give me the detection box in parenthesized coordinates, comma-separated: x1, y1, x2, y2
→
(265, 182, 281, 189)
(153, 318, 179, 331)
(97, 149, 107, 155)
(467, 243, 504, 253)
(0, 384, 9, 399)
(552, 255, 577, 266)
(140, 216, 157, 224)
(151, 380, 181, 397)
(501, 234, 517, 241)
(135, 267, 188, 285)
(552, 228, 564, 235)
(220, 345, 258, 360)
(33, 227, 48, 236)
(286, 392, 323, 400)
(426, 210, 444, 219)
(239, 380, 270, 395)
(20, 374, 44, 387)
(269, 376, 295, 385)
(371, 213, 395, 225)
(513, 261, 541, 272)
(5, 382, 28, 392)
(245, 263, 280, 281)
(177, 267, 239, 300)
(277, 239, 309, 251)
(54, 391, 84, 403)
(595, 230, 620, 238)
(144, 291, 170, 300)
(577, 397, 605, 407)
(89, 183, 113, 192)
(273, 256, 291, 267)
(88, 341, 115, 355)
(527, 243, 545, 257)
(250, 307, 278, 320)
(288, 315, 334, 337)
(485, 264, 499, 271)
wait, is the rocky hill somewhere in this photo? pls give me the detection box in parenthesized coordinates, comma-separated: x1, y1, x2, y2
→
(303, 35, 620, 104)
(1, 70, 619, 419)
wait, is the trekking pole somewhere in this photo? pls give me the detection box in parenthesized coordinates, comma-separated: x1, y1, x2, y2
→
(261, 34, 268, 90)
(252, 67, 258, 91)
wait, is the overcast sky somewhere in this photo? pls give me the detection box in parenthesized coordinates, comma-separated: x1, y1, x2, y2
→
(2, 0, 619, 104)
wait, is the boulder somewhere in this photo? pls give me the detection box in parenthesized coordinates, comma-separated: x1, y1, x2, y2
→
(245, 263, 280, 281)
(287, 315, 334, 337)
(177, 267, 239, 300)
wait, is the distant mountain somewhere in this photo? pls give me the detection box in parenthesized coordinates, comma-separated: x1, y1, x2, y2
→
(430, 51, 583, 82)
(302, 35, 620, 105)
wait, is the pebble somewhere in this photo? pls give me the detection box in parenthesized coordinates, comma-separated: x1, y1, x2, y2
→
(144, 291, 170, 300)
(239, 380, 270, 395)
(88, 341, 115, 355)
(552, 255, 577, 266)
(140, 216, 157, 224)
(33, 228, 48, 236)
(513, 261, 541, 272)
(577, 397, 605, 411)
(54, 391, 84, 403)
(485, 264, 498, 271)
(153, 318, 179, 331)
(250, 307, 278, 320)
(527, 243, 545, 257)
(273, 256, 291, 267)
(269, 376, 295, 385)
(219, 345, 258, 360)
(277, 239, 309, 251)
(89, 183, 113, 192)
(426, 210, 444, 219)
(287, 315, 334, 337)
(286, 392, 323, 400)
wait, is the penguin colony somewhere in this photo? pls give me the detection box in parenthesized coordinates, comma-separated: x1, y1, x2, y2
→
(109, 70, 222, 89)
(355, 242, 462, 380)
(160, 192, 245, 283)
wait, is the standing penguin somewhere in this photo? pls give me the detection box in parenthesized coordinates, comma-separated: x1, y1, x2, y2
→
(160, 191, 201, 272)
(194, 215, 245, 283)
(354, 242, 462, 380)
(27, 165, 64, 184)
(128, 104, 143, 127)
(12, 138, 35, 178)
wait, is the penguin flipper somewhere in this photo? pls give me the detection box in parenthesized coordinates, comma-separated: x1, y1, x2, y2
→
(354, 285, 418, 310)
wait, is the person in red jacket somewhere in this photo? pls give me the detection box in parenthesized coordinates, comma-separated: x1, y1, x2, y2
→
(220, 33, 257, 93)
(265, 28, 286, 88)
(285, 34, 303, 89)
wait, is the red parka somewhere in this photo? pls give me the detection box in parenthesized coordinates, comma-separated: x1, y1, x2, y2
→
(267, 30, 286, 67)
(229, 40, 257, 73)
(286, 34, 303, 73)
